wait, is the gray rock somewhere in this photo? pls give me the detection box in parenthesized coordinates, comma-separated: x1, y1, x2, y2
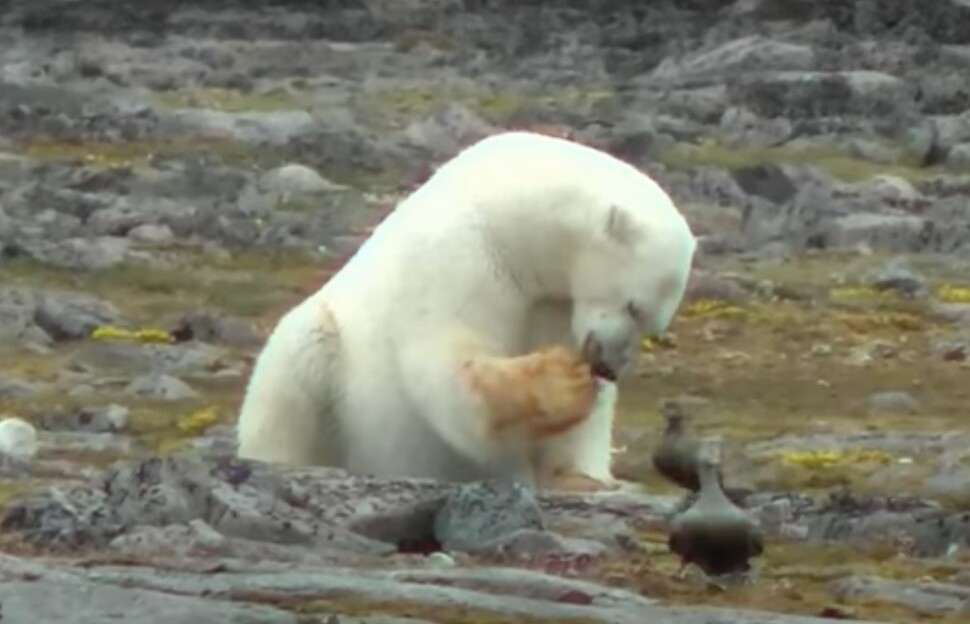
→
(72, 341, 229, 376)
(127, 223, 174, 243)
(163, 108, 318, 145)
(434, 480, 545, 553)
(868, 260, 928, 299)
(20, 236, 132, 271)
(719, 106, 793, 148)
(867, 391, 921, 415)
(169, 310, 262, 347)
(732, 70, 914, 119)
(662, 86, 730, 124)
(125, 373, 200, 400)
(401, 103, 496, 157)
(845, 138, 898, 164)
(481, 528, 610, 561)
(42, 404, 131, 433)
(831, 576, 970, 614)
(0, 577, 300, 624)
(649, 36, 816, 85)
(260, 163, 345, 195)
(946, 142, 970, 169)
(732, 164, 799, 204)
(0, 287, 54, 347)
(34, 290, 122, 341)
(36, 430, 134, 455)
(0, 374, 41, 399)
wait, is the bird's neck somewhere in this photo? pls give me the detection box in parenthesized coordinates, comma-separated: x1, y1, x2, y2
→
(663, 423, 683, 438)
(697, 464, 730, 506)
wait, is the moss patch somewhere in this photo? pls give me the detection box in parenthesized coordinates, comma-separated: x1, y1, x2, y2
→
(353, 84, 614, 129)
(616, 252, 970, 497)
(656, 138, 946, 183)
(593, 534, 964, 623)
(0, 248, 325, 322)
(154, 87, 306, 113)
(18, 136, 275, 170)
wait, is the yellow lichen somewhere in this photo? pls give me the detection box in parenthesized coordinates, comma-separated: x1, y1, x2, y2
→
(773, 448, 895, 469)
(91, 325, 175, 344)
(642, 333, 678, 351)
(176, 406, 220, 436)
(828, 286, 891, 301)
(19, 137, 265, 170)
(937, 283, 970, 303)
(837, 311, 923, 333)
(681, 299, 747, 319)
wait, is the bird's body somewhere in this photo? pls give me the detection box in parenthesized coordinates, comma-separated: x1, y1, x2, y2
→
(667, 438, 764, 578)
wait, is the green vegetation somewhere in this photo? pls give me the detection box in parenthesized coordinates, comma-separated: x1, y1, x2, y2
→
(18, 136, 274, 169)
(352, 84, 614, 129)
(0, 249, 324, 322)
(154, 86, 307, 113)
(657, 138, 941, 183)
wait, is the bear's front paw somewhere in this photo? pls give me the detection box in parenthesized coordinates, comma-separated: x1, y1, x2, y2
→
(541, 470, 620, 493)
(526, 346, 598, 436)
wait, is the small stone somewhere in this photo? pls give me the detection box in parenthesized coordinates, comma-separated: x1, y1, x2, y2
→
(77, 404, 131, 433)
(125, 374, 199, 400)
(425, 551, 456, 569)
(0, 375, 41, 399)
(869, 261, 927, 299)
(128, 224, 174, 243)
(867, 391, 920, 415)
(0, 416, 38, 460)
(262, 163, 344, 196)
(810, 343, 832, 357)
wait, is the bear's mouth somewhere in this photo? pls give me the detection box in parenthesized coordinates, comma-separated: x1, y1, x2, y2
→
(581, 334, 618, 382)
(590, 361, 617, 382)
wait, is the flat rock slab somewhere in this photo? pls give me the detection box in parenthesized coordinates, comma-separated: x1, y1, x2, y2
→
(0, 552, 887, 624)
(0, 578, 300, 624)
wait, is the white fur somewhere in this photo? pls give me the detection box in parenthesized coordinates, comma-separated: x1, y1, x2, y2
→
(236, 131, 696, 486)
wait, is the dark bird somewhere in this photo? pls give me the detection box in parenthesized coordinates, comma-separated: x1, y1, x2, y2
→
(667, 438, 764, 579)
(652, 400, 725, 492)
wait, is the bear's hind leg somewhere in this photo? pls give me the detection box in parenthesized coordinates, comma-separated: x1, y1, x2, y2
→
(236, 300, 344, 467)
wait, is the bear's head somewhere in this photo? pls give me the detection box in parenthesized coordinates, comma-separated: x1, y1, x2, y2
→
(569, 203, 696, 381)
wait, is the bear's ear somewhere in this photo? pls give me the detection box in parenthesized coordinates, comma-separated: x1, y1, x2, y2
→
(604, 204, 642, 246)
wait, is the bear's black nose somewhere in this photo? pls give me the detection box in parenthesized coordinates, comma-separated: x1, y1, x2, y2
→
(591, 361, 617, 382)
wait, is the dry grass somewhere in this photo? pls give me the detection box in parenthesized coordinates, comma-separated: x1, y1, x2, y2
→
(617, 251, 970, 499)
(0, 248, 327, 323)
(153, 86, 306, 113)
(594, 535, 968, 623)
(17, 136, 277, 169)
(2, 244, 970, 622)
(351, 83, 614, 130)
(656, 138, 965, 183)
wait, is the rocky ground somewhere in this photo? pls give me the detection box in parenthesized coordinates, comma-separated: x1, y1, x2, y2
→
(1, 0, 970, 622)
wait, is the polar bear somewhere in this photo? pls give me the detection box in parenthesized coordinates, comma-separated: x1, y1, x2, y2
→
(235, 131, 696, 492)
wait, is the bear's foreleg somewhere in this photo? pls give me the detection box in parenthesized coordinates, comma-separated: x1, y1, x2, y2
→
(533, 379, 620, 493)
